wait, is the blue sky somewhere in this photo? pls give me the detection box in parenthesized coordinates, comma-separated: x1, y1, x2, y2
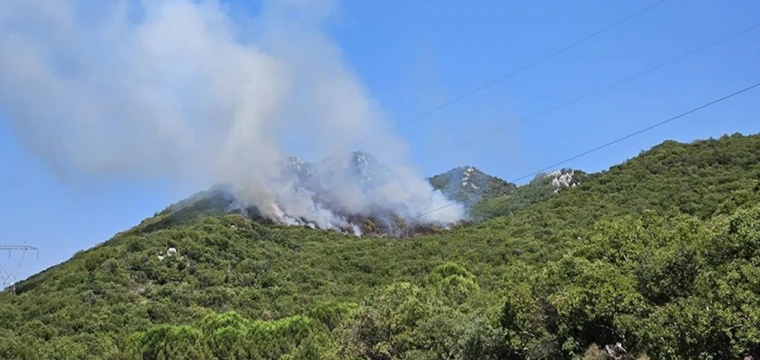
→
(1, 0, 759, 281)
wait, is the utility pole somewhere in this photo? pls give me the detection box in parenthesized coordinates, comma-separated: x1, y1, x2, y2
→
(0, 244, 38, 295)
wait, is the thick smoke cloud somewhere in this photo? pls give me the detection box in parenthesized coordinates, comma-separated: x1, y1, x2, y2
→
(0, 0, 463, 229)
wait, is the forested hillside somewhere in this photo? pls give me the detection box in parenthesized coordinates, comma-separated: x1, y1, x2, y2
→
(428, 166, 516, 211)
(2, 132, 760, 359)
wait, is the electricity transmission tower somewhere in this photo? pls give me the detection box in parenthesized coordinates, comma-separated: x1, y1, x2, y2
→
(0, 244, 38, 295)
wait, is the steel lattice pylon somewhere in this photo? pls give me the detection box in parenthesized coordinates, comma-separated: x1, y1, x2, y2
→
(0, 244, 38, 294)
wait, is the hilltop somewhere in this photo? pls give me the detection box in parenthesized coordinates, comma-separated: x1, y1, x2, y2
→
(428, 166, 517, 211)
(145, 153, 514, 238)
(2, 132, 760, 359)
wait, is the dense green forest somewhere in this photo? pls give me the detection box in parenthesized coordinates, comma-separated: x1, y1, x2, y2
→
(2, 132, 760, 359)
(428, 166, 516, 211)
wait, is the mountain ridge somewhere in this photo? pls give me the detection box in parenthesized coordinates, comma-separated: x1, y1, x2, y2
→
(154, 152, 516, 237)
(4, 132, 760, 359)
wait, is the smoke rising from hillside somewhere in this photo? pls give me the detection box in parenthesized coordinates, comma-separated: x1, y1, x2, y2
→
(0, 0, 463, 229)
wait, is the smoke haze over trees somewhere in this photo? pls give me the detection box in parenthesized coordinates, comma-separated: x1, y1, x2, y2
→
(0, 0, 464, 230)
(2, 132, 760, 359)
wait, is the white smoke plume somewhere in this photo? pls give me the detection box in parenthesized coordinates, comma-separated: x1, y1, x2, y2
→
(0, 0, 464, 230)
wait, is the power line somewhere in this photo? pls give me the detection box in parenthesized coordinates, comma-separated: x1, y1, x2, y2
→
(0, 244, 39, 295)
(0, 245, 39, 253)
(411, 80, 760, 220)
(316, 21, 760, 197)
(321, 0, 671, 160)
(413, 21, 760, 164)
